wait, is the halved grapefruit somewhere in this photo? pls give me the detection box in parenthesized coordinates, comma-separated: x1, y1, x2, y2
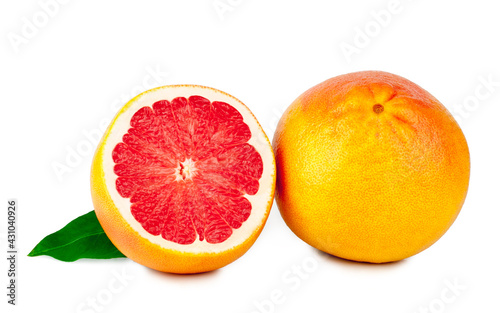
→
(91, 85, 275, 274)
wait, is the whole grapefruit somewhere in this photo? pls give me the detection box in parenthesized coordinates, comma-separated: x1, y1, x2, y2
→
(273, 71, 470, 263)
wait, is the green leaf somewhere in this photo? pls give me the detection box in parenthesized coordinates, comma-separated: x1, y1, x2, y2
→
(28, 210, 126, 262)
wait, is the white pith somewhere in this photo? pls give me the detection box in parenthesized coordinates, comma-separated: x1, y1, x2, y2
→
(175, 158, 196, 181)
(102, 85, 274, 254)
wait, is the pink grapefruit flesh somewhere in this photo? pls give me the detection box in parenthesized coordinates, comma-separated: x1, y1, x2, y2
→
(112, 96, 264, 244)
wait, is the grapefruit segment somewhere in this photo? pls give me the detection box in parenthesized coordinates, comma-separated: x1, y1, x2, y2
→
(91, 85, 275, 273)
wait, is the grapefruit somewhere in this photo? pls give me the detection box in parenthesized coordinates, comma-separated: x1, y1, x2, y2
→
(91, 85, 275, 273)
(273, 71, 470, 263)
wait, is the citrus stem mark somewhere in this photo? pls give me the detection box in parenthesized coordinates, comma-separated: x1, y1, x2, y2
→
(373, 104, 384, 114)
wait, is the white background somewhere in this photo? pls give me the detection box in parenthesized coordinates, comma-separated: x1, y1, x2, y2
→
(1, 0, 499, 312)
